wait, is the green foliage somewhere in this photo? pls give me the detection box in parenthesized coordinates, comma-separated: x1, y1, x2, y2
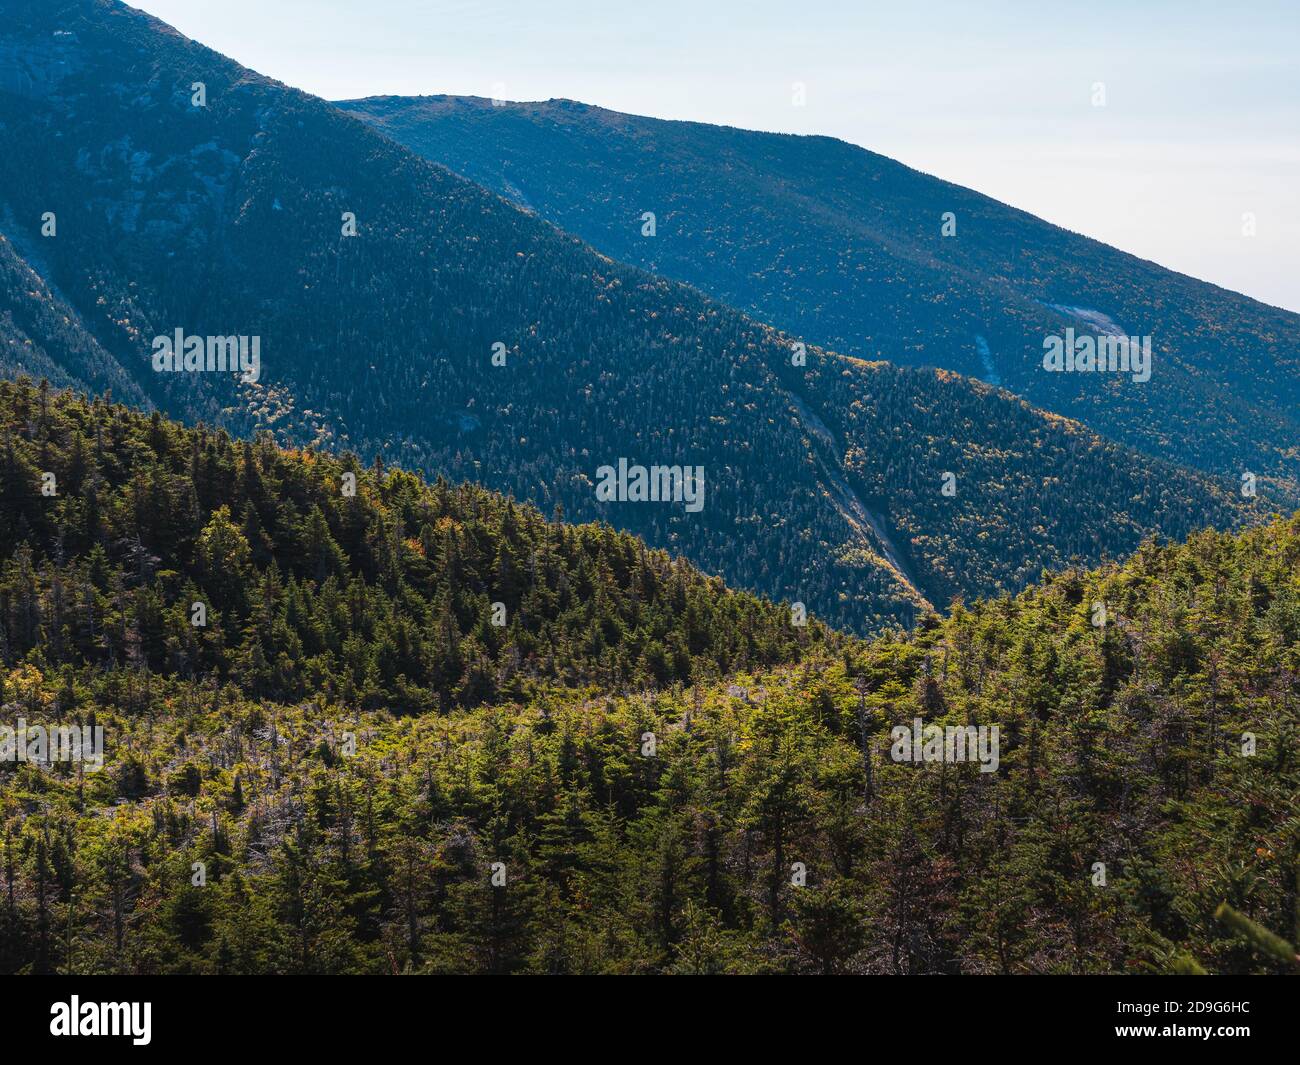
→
(0, 379, 829, 711)
(1214, 903, 1298, 967)
(1, 390, 1296, 973)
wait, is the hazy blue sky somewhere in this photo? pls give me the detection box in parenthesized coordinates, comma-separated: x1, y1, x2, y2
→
(135, 0, 1300, 312)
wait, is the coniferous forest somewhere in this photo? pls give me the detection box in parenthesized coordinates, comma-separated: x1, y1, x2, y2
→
(1, 380, 1297, 975)
(0, 0, 1298, 1003)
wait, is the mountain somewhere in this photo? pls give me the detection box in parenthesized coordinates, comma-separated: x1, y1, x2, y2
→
(0, 0, 1262, 635)
(340, 95, 1300, 500)
(0, 232, 148, 404)
(0, 378, 833, 709)
(1, 381, 1296, 974)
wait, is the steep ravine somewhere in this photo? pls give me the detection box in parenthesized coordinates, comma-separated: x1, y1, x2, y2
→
(786, 390, 933, 610)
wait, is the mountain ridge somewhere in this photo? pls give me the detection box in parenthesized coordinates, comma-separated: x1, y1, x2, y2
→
(341, 92, 1300, 499)
(0, 0, 1266, 634)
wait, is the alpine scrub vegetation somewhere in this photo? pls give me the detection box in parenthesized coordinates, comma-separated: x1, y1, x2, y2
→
(1214, 903, 1300, 968)
(1, 381, 1296, 974)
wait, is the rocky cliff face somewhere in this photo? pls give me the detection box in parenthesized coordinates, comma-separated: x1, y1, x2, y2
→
(0, 32, 82, 99)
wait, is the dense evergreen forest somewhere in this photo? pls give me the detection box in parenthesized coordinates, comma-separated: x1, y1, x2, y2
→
(1, 382, 1296, 974)
(0, 0, 1295, 982)
(344, 94, 1300, 498)
(0, 0, 1268, 635)
(0, 380, 826, 710)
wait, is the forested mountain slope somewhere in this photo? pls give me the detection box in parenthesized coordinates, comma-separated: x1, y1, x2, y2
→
(0, 0, 1262, 632)
(0, 233, 148, 405)
(341, 94, 1300, 499)
(1, 382, 1296, 973)
(0, 379, 828, 709)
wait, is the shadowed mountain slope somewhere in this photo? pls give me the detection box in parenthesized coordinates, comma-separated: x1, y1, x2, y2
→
(0, 0, 1263, 632)
(342, 94, 1300, 500)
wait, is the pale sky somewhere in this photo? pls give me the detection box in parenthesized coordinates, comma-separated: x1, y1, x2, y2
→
(134, 0, 1300, 313)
